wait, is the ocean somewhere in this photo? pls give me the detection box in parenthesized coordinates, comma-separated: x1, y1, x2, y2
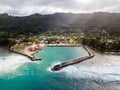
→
(0, 46, 120, 90)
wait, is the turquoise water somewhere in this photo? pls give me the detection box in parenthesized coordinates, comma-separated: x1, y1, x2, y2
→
(0, 47, 120, 90)
(35, 46, 89, 70)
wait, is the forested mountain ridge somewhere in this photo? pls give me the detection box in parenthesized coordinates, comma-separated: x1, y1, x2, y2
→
(0, 12, 120, 35)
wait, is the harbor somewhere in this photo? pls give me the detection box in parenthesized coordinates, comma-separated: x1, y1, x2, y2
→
(51, 46, 94, 71)
(10, 43, 81, 61)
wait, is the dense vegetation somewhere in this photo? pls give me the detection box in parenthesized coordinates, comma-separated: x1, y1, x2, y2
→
(82, 37, 120, 52)
(0, 12, 120, 36)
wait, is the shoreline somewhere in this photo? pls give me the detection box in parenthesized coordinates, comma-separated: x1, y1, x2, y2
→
(88, 46, 120, 55)
(9, 49, 35, 60)
(9, 48, 41, 61)
(78, 50, 120, 66)
(10, 43, 46, 61)
(104, 52, 120, 55)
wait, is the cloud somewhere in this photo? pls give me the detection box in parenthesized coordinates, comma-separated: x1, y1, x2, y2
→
(0, 0, 120, 16)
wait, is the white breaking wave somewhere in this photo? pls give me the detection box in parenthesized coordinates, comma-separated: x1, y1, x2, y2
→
(47, 62, 62, 72)
(0, 53, 31, 74)
(53, 54, 120, 82)
(59, 65, 120, 81)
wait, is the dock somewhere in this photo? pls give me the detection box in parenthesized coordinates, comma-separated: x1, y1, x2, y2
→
(51, 46, 94, 71)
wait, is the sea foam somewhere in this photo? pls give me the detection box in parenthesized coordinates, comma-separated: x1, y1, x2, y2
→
(47, 62, 62, 72)
(59, 65, 120, 81)
(0, 53, 31, 74)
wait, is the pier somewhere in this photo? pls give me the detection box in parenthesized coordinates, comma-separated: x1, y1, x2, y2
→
(51, 46, 94, 71)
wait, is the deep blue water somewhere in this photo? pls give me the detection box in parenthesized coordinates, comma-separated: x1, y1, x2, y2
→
(0, 47, 120, 90)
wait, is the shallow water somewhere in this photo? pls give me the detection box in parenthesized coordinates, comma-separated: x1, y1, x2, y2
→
(0, 47, 120, 90)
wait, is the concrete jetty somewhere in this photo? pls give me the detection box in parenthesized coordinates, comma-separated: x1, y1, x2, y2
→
(51, 46, 94, 71)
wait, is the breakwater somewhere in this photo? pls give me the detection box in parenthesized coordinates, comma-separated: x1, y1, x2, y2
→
(51, 46, 94, 71)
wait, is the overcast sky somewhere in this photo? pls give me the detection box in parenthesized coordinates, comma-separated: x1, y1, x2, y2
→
(0, 0, 120, 16)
